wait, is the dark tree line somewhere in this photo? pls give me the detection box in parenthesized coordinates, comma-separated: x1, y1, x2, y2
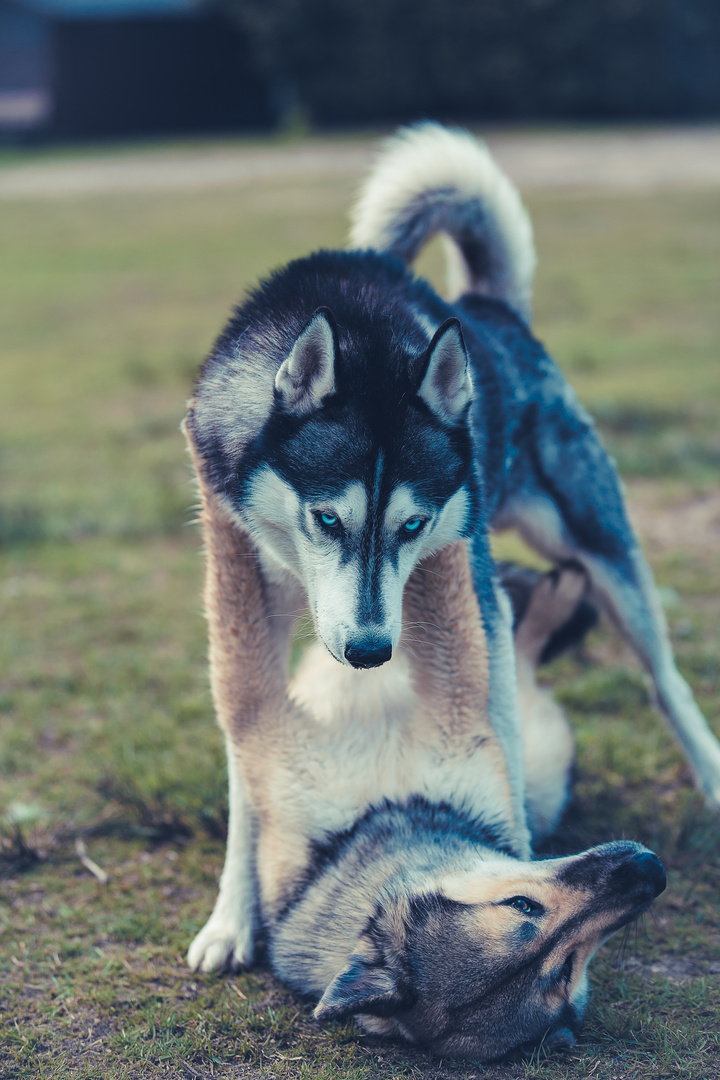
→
(216, 0, 720, 125)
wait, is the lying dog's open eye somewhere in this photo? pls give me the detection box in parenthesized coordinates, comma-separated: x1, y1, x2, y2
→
(504, 895, 544, 915)
(560, 954, 574, 983)
(400, 516, 427, 539)
(315, 511, 342, 533)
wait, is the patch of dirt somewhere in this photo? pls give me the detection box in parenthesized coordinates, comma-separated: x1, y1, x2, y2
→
(621, 954, 720, 982)
(626, 483, 720, 553)
(2, 126, 720, 198)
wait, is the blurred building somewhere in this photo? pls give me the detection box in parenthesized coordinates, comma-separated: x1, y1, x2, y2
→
(230, 0, 720, 128)
(0, 0, 270, 139)
(1, 0, 718, 140)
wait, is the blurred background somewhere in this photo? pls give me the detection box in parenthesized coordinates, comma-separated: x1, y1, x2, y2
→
(1, 4, 720, 1079)
(1, 0, 720, 140)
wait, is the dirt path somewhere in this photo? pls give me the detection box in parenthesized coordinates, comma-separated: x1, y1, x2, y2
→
(1, 126, 720, 198)
(626, 483, 720, 554)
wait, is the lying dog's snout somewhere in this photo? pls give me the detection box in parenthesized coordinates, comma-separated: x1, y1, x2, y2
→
(344, 641, 393, 669)
(558, 841, 667, 902)
(607, 846, 667, 901)
(633, 850, 666, 897)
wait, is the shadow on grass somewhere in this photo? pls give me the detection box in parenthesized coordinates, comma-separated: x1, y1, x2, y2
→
(96, 773, 226, 844)
(0, 822, 42, 878)
(1, 774, 228, 882)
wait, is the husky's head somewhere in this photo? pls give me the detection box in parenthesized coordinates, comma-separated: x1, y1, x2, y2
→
(314, 840, 665, 1060)
(226, 304, 480, 667)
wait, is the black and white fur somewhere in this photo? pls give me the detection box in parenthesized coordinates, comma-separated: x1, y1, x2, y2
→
(186, 123, 719, 973)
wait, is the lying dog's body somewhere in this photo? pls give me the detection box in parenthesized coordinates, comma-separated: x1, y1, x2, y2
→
(186, 476, 665, 1060)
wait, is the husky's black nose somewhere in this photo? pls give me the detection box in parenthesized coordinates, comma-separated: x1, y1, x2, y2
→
(344, 642, 393, 669)
(633, 851, 666, 897)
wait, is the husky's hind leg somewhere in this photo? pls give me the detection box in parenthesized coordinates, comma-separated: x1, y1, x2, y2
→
(582, 547, 720, 806)
(504, 562, 588, 842)
(501, 413, 720, 807)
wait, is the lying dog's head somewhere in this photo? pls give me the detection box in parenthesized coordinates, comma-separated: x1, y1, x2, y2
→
(314, 840, 665, 1061)
(188, 258, 480, 668)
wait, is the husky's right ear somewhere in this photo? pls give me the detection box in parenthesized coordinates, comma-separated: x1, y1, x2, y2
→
(313, 954, 414, 1022)
(275, 308, 337, 415)
(416, 317, 472, 425)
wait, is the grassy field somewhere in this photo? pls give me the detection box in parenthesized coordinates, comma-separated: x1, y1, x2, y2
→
(1, 141, 719, 1080)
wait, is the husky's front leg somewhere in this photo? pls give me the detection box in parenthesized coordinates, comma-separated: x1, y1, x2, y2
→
(184, 437, 290, 972)
(467, 526, 532, 857)
(188, 736, 255, 971)
(403, 541, 530, 857)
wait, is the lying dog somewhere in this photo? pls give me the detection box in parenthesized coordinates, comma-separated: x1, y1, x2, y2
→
(185, 468, 665, 1060)
(185, 125, 720, 879)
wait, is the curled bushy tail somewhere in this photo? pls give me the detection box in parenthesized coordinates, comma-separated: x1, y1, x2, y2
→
(349, 123, 536, 323)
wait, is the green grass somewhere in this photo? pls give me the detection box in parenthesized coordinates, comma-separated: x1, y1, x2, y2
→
(1, 143, 719, 1079)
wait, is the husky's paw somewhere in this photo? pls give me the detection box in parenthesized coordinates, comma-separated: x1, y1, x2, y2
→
(694, 740, 720, 810)
(187, 913, 254, 973)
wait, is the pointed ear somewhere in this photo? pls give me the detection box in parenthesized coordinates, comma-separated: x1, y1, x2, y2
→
(313, 955, 412, 1022)
(417, 318, 472, 424)
(275, 308, 337, 415)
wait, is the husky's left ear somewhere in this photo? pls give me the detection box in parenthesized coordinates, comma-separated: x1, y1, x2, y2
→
(275, 307, 337, 415)
(314, 955, 413, 1021)
(417, 318, 472, 424)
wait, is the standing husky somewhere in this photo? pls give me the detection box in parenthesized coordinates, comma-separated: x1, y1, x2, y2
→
(185, 123, 719, 970)
(186, 123, 720, 807)
(184, 469, 665, 1060)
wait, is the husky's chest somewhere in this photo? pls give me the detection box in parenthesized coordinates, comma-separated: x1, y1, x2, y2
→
(249, 643, 511, 918)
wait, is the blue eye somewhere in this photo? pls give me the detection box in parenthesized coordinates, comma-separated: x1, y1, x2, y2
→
(401, 517, 425, 536)
(316, 511, 341, 531)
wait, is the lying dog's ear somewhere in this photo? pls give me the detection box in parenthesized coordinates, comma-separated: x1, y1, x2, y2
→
(275, 307, 337, 415)
(314, 954, 413, 1021)
(417, 317, 472, 424)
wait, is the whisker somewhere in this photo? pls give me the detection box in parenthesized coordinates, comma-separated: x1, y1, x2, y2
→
(614, 922, 632, 969)
(397, 620, 446, 633)
(263, 608, 311, 620)
(411, 564, 445, 579)
(399, 636, 442, 651)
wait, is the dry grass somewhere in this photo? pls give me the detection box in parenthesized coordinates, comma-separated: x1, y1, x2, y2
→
(1, 139, 719, 1079)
